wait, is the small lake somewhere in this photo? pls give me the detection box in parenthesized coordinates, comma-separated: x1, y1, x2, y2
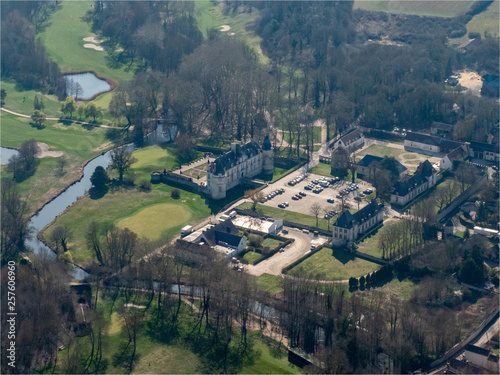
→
(64, 72, 111, 100)
(0, 147, 19, 165)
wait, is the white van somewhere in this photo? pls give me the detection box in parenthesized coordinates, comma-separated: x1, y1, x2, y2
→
(181, 225, 193, 236)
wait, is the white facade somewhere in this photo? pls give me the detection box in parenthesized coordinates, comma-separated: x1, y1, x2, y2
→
(439, 155, 453, 171)
(233, 216, 284, 234)
(404, 139, 441, 153)
(206, 139, 273, 199)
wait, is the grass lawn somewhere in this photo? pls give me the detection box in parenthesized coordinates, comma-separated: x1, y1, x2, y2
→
(241, 333, 300, 374)
(356, 227, 385, 258)
(450, 0, 499, 44)
(373, 278, 419, 301)
(1, 112, 115, 214)
(1, 80, 62, 117)
(354, 0, 475, 17)
(255, 162, 305, 183)
(255, 273, 284, 294)
(243, 251, 262, 265)
(262, 238, 282, 250)
(309, 162, 361, 183)
(38, 1, 135, 84)
(238, 202, 332, 230)
(117, 203, 192, 240)
(42, 145, 211, 266)
(358, 144, 411, 160)
(194, 1, 269, 66)
(289, 247, 381, 281)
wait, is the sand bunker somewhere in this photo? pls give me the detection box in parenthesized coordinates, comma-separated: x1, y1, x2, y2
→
(220, 25, 231, 32)
(228, 32, 235, 36)
(36, 142, 63, 158)
(83, 36, 104, 43)
(83, 43, 107, 51)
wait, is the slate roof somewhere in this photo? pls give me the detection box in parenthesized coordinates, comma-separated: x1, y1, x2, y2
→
(262, 134, 272, 151)
(339, 128, 363, 145)
(470, 141, 499, 154)
(358, 154, 383, 167)
(202, 219, 243, 248)
(446, 146, 468, 162)
(465, 344, 491, 357)
(334, 200, 384, 229)
(406, 132, 442, 146)
(416, 159, 435, 177)
(393, 173, 428, 196)
(210, 140, 262, 175)
(440, 139, 463, 153)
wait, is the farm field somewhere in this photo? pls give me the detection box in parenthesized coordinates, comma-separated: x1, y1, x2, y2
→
(42, 145, 211, 266)
(0, 112, 115, 214)
(288, 247, 381, 281)
(353, 0, 475, 18)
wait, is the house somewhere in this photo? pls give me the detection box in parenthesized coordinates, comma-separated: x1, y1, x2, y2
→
(481, 74, 499, 98)
(455, 38, 481, 53)
(356, 154, 407, 180)
(391, 160, 439, 206)
(181, 220, 247, 257)
(332, 128, 364, 152)
(469, 141, 499, 163)
(444, 218, 456, 235)
(404, 132, 464, 154)
(332, 199, 384, 244)
(430, 121, 454, 137)
(463, 344, 499, 373)
(206, 135, 273, 199)
(439, 145, 469, 171)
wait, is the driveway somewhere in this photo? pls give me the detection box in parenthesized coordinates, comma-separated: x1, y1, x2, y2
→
(245, 229, 327, 277)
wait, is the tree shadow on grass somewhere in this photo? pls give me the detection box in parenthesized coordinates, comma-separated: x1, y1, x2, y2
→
(111, 341, 140, 373)
(89, 186, 108, 200)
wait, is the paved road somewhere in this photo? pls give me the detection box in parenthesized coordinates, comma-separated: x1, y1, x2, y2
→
(472, 314, 499, 347)
(245, 228, 326, 276)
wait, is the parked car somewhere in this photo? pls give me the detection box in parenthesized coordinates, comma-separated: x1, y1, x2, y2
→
(336, 194, 343, 199)
(310, 245, 316, 250)
(327, 198, 335, 203)
(305, 185, 313, 190)
(284, 201, 289, 207)
(299, 191, 307, 197)
(278, 203, 285, 208)
(282, 229, 289, 235)
(292, 195, 299, 200)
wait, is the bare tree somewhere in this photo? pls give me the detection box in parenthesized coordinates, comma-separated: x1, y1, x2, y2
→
(309, 202, 322, 227)
(110, 146, 137, 183)
(245, 188, 265, 211)
(50, 225, 72, 253)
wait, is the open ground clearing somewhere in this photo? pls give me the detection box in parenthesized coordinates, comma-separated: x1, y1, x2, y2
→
(289, 247, 381, 281)
(353, 0, 475, 18)
(1, 112, 114, 214)
(42, 145, 211, 266)
(38, 1, 135, 84)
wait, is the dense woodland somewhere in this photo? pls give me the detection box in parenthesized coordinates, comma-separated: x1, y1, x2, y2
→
(2, 1, 499, 373)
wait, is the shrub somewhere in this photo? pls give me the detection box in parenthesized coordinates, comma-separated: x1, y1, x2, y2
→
(248, 234, 263, 247)
(349, 277, 358, 289)
(138, 180, 152, 192)
(171, 188, 181, 199)
(359, 275, 366, 288)
(58, 251, 75, 267)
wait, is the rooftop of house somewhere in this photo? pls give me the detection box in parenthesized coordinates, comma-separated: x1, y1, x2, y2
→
(405, 132, 463, 151)
(209, 140, 262, 175)
(339, 128, 363, 145)
(202, 219, 243, 248)
(445, 145, 469, 162)
(262, 134, 272, 151)
(431, 122, 454, 132)
(393, 160, 436, 196)
(465, 344, 492, 357)
(334, 199, 384, 229)
(470, 141, 499, 154)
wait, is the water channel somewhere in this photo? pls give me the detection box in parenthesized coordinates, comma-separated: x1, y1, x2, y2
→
(64, 72, 111, 100)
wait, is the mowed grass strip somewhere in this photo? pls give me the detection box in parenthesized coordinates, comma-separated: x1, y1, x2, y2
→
(289, 247, 381, 281)
(117, 203, 191, 240)
(38, 1, 135, 84)
(1, 80, 62, 117)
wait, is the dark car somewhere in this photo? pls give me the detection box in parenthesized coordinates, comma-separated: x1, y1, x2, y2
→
(299, 191, 307, 197)
(327, 198, 334, 203)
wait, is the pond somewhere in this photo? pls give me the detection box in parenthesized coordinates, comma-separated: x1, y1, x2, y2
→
(0, 147, 20, 165)
(64, 72, 111, 100)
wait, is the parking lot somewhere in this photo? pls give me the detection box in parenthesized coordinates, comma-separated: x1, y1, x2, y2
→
(260, 172, 375, 217)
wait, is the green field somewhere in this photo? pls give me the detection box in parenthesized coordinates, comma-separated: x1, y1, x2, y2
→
(243, 251, 262, 265)
(450, 0, 499, 43)
(354, 0, 475, 18)
(255, 273, 284, 294)
(42, 145, 211, 266)
(289, 247, 381, 281)
(309, 162, 361, 183)
(1, 112, 114, 213)
(238, 202, 332, 230)
(38, 1, 135, 84)
(194, 1, 269, 65)
(1, 80, 62, 118)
